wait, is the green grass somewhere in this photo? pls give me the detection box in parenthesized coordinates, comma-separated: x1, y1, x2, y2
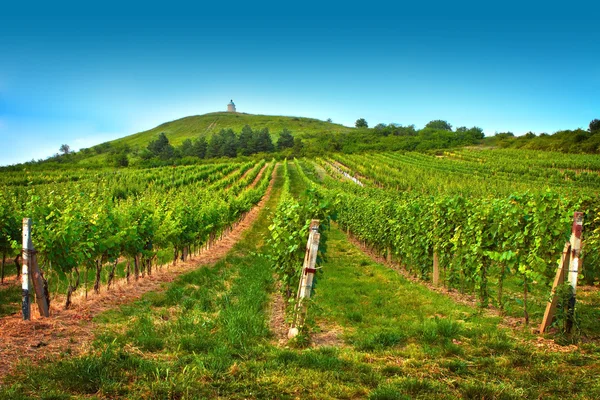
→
(308, 225, 600, 398)
(0, 283, 23, 317)
(110, 112, 351, 149)
(0, 260, 21, 317)
(2, 164, 600, 399)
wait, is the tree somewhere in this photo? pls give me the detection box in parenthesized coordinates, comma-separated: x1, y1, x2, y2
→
(472, 127, 484, 137)
(59, 144, 71, 155)
(147, 132, 175, 159)
(495, 132, 514, 140)
(159, 144, 175, 160)
(148, 133, 169, 154)
(425, 120, 452, 131)
(221, 129, 238, 157)
(465, 127, 484, 140)
(238, 125, 255, 156)
(355, 118, 368, 128)
(255, 128, 275, 153)
(292, 137, 304, 156)
(276, 128, 294, 150)
(590, 119, 600, 133)
(180, 139, 195, 157)
(206, 132, 224, 158)
(326, 118, 333, 123)
(113, 152, 129, 167)
(192, 137, 207, 158)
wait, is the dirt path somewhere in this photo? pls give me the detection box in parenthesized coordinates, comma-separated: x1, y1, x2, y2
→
(249, 163, 269, 187)
(215, 165, 246, 188)
(327, 159, 365, 186)
(0, 276, 19, 291)
(205, 118, 219, 133)
(239, 163, 259, 182)
(223, 162, 267, 192)
(268, 281, 288, 346)
(0, 165, 278, 380)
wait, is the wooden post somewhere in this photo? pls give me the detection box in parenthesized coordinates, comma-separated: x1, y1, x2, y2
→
(289, 220, 320, 339)
(21, 218, 31, 320)
(1, 251, 5, 284)
(539, 212, 584, 334)
(298, 233, 320, 300)
(31, 250, 50, 317)
(22, 218, 50, 318)
(539, 242, 570, 333)
(566, 212, 584, 333)
(433, 252, 440, 286)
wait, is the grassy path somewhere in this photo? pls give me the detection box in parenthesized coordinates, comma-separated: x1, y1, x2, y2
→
(308, 225, 600, 398)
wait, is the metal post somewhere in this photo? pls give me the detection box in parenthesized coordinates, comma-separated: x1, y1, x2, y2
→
(21, 218, 49, 319)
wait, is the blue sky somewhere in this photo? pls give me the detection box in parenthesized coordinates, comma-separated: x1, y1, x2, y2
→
(1, 2, 599, 165)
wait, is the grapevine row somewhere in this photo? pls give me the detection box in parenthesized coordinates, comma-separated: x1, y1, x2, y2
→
(0, 160, 275, 307)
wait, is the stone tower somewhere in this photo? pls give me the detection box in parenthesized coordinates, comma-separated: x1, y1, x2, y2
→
(227, 100, 236, 112)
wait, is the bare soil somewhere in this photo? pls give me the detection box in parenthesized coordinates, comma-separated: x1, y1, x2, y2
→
(311, 324, 344, 348)
(0, 166, 277, 381)
(250, 163, 268, 187)
(268, 281, 289, 346)
(0, 276, 19, 291)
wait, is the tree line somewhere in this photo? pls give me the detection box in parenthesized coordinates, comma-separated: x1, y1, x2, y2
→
(143, 125, 301, 161)
(489, 119, 600, 154)
(7, 116, 599, 172)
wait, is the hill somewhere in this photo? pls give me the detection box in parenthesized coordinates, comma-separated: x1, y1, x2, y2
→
(108, 112, 352, 149)
(15, 112, 600, 170)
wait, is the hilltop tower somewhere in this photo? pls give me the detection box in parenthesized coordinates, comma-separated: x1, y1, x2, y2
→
(227, 100, 236, 112)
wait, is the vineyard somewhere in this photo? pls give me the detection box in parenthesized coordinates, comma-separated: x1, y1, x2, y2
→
(1, 149, 600, 398)
(309, 150, 600, 324)
(0, 160, 274, 309)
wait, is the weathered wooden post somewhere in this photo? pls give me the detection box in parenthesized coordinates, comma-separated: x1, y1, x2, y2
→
(288, 220, 320, 339)
(539, 212, 583, 333)
(566, 212, 583, 333)
(31, 249, 50, 317)
(539, 242, 570, 333)
(298, 224, 320, 300)
(22, 218, 50, 319)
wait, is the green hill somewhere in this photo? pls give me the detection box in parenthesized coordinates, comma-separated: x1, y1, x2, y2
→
(109, 112, 352, 149)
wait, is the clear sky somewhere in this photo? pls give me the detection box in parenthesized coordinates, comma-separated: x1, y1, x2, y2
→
(1, 1, 599, 165)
